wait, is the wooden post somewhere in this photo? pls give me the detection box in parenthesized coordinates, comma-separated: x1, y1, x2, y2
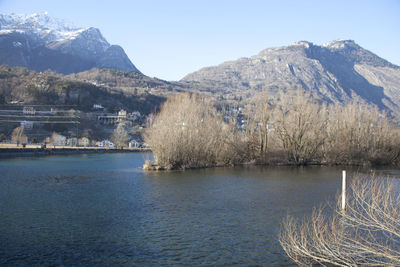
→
(342, 170, 346, 211)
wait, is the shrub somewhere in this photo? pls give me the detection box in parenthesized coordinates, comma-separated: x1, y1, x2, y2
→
(279, 175, 400, 266)
(144, 93, 248, 169)
(323, 103, 400, 166)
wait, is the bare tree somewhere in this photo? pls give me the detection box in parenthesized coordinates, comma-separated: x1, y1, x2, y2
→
(271, 91, 327, 165)
(324, 103, 400, 166)
(50, 132, 66, 146)
(144, 93, 248, 169)
(11, 126, 27, 146)
(144, 90, 400, 168)
(244, 91, 274, 162)
(279, 175, 400, 266)
(112, 122, 130, 148)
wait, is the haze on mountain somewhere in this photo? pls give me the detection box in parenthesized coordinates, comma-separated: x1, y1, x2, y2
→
(0, 12, 140, 74)
(182, 40, 400, 115)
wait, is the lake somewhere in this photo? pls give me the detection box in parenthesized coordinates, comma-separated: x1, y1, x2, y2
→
(0, 153, 395, 266)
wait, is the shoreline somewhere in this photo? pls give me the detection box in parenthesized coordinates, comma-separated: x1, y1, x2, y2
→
(0, 146, 150, 158)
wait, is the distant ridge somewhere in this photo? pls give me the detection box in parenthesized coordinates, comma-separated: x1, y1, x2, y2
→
(182, 40, 400, 115)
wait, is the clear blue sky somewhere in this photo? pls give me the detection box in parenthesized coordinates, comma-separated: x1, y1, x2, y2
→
(1, 0, 399, 80)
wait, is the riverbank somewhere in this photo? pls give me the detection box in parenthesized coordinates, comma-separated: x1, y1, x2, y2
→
(0, 144, 150, 158)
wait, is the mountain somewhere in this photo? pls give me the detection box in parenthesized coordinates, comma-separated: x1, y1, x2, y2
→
(182, 40, 400, 114)
(0, 66, 163, 114)
(0, 65, 168, 140)
(0, 12, 140, 74)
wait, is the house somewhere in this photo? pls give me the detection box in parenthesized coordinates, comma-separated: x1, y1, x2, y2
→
(97, 109, 128, 124)
(98, 140, 115, 148)
(118, 109, 127, 117)
(93, 104, 104, 110)
(53, 134, 66, 146)
(128, 140, 141, 148)
(66, 137, 78, 147)
(78, 137, 90, 147)
(23, 106, 36, 115)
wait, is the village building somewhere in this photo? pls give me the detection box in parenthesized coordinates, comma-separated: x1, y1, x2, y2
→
(66, 137, 78, 147)
(78, 137, 90, 147)
(98, 140, 115, 148)
(53, 135, 66, 146)
(97, 109, 129, 124)
(93, 104, 104, 110)
(23, 106, 36, 115)
(118, 109, 127, 117)
(128, 140, 141, 148)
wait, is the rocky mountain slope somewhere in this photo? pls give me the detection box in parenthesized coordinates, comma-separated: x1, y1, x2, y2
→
(0, 66, 163, 114)
(182, 40, 400, 114)
(0, 12, 140, 74)
(66, 68, 187, 97)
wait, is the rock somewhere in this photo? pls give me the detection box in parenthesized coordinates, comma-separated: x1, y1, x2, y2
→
(182, 40, 400, 115)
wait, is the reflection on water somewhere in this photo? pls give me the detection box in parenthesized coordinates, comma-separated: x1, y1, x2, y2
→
(0, 153, 396, 266)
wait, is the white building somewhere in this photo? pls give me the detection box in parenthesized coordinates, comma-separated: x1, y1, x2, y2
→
(118, 109, 127, 117)
(54, 135, 66, 146)
(23, 106, 36, 115)
(98, 140, 115, 148)
(93, 104, 104, 110)
(129, 140, 141, 148)
(78, 137, 90, 147)
(66, 137, 78, 147)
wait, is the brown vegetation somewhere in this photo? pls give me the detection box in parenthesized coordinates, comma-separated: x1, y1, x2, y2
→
(244, 91, 273, 162)
(279, 175, 400, 266)
(111, 122, 130, 148)
(144, 90, 400, 170)
(0, 65, 165, 113)
(144, 93, 248, 169)
(11, 126, 27, 145)
(323, 104, 400, 166)
(271, 91, 328, 165)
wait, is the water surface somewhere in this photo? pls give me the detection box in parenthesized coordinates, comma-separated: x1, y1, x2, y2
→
(0, 153, 391, 266)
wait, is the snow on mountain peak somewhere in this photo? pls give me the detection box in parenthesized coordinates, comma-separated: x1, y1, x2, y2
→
(0, 12, 110, 51)
(0, 12, 139, 73)
(0, 12, 79, 32)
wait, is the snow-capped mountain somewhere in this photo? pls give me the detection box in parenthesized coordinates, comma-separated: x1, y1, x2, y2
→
(0, 12, 140, 74)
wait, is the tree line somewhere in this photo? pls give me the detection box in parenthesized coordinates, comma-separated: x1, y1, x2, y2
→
(144, 91, 400, 170)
